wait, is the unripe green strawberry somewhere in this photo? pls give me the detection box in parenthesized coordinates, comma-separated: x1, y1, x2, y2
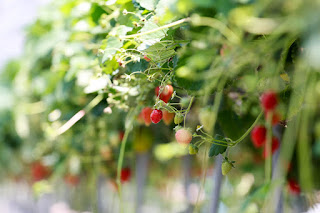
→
(180, 97, 190, 108)
(189, 144, 198, 155)
(221, 161, 233, 176)
(174, 113, 184, 124)
(199, 107, 215, 132)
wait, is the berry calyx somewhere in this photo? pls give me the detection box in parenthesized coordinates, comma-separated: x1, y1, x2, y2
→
(189, 144, 199, 155)
(174, 113, 184, 124)
(143, 55, 151, 62)
(155, 85, 174, 103)
(261, 91, 278, 112)
(251, 125, 267, 148)
(120, 167, 131, 183)
(141, 107, 153, 126)
(175, 128, 192, 144)
(150, 109, 163, 124)
(288, 179, 301, 195)
(262, 137, 280, 158)
(162, 110, 174, 125)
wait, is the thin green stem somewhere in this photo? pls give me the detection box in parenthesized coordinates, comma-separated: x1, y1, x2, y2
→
(122, 18, 191, 39)
(190, 15, 240, 44)
(232, 111, 263, 145)
(265, 111, 273, 182)
(116, 122, 132, 213)
(184, 96, 194, 127)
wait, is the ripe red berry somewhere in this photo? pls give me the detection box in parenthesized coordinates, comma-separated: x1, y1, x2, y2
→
(288, 179, 301, 195)
(31, 162, 50, 181)
(261, 91, 278, 111)
(137, 111, 145, 124)
(141, 107, 153, 126)
(64, 174, 80, 186)
(175, 128, 192, 144)
(251, 125, 267, 148)
(262, 137, 280, 158)
(150, 109, 163, 124)
(155, 86, 160, 96)
(143, 55, 151, 62)
(162, 110, 174, 125)
(119, 131, 124, 141)
(155, 85, 174, 103)
(120, 167, 131, 183)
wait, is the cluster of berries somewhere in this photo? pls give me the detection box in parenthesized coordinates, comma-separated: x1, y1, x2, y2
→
(138, 85, 193, 145)
(252, 91, 301, 194)
(139, 85, 174, 125)
(251, 91, 281, 158)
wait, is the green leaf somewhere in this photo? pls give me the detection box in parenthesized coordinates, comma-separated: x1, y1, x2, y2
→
(138, 20, 168, 50)
(102, 37, 123, 63)
(136, 0, 158, 10)
(144, 42, 176, 64)
(174, 75, 204, 91)
(110, 25, 133, 37)
(125, 60, 149, 73)
(102, 58, 119, 74)
(208, 134, 227, 157)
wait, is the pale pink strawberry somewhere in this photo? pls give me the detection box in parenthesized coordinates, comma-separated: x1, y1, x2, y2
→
(175, 128, 192, 144)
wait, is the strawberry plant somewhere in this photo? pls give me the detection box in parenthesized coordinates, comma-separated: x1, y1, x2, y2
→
(0, 0, 320, 212)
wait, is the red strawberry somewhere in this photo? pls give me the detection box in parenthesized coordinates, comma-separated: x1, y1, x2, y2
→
(175, 128, 192, 144)
(137, 111, 145, 124)
(262, 137, 280, 158)
(121, 167, 131, 183)
(155, 86, 160, 96)
(251, 125, 267, 148)
(264, 111, 281, 125)
(288, 179, 301, 195)
(64, 174, 80, 186)
(143, 55, 151, 62)
(155, 85, 174, 103)
(261, 91, 278, 112)
(119, 131, 124, 141)
(31, 161, 50, 181)
(141, 107, 153, 126)
(162, 110, 174, 125)
(150, 109, 163, 124)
